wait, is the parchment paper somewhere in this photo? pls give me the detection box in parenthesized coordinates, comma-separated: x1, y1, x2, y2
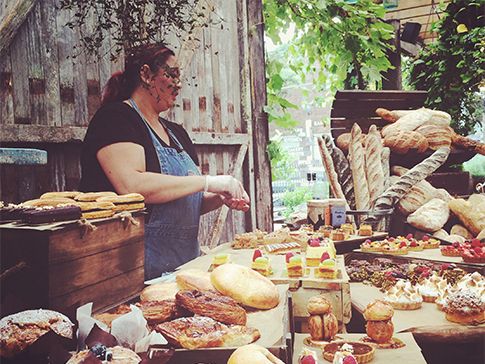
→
(293, 332, 426, 363)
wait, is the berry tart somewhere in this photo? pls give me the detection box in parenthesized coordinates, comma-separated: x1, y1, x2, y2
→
(381, 240, 408, 255)
(360, 239, 382, 252)
(443, 290, 485, 325)
(323, 342, 374, 364)
(407, 238, 424, 251)
(420, 234, 440, 249)
(460, 239, 485, 263)
(416, 272, 442, 302)
(440, 241, 469, 257)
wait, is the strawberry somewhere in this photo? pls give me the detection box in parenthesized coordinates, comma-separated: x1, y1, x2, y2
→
(309, 238, 320, 247)
(474, 247, 482, 255)
(422, 235, 430, 241)
(343, 355, 358, 364)
(388, 237, 395, 242)
(406, 233, 413, 240)
(410, 241, 417, 247)
(320, 252, 331, 262)
(252, 249, 262, 261)
(285, 252, 294, 263)
(471, 239, 481, 248)
(399, 241, 407, 248)
(300, 355, 316, 364)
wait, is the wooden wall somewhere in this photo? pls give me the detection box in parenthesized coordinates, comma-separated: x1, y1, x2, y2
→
(0, 0, 273, 246)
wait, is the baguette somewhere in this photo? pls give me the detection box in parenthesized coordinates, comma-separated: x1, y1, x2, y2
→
(364, 125, 385, 207)
(323, 135, 356, 209)
(376, 108, 451, 125)
(381, 147, 391, 190)
(381, 108, 433, 137)
(415, 124, 452, 150)
(317, 137, 346, 201)
(451, 132, 485, 156)
(374, 147, 451, 210)
(349, 124, 370, 210)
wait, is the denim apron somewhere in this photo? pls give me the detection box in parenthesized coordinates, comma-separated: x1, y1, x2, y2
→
(129, 99, 203, 280)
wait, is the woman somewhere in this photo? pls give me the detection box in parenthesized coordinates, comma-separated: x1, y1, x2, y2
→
(79, 43, 250, 280)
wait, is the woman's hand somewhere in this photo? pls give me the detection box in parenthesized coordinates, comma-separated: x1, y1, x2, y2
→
(205, 175, 249, 201)
(222, 197, 250, 212)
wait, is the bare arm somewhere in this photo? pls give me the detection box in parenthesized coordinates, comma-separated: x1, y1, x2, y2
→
(97, 142, 205, 204)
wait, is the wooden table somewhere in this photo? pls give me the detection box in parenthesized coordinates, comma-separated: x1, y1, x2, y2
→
(350, 282, 485, 343)
(178, 244, 352, 329)
(293, 332, 426, 363)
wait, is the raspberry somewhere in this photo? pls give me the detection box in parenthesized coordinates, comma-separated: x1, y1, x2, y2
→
(410, 241, 417, 247)
(343, 355, 358, 364)
(471, 239, 481, 248)
(285, 252, 294, 263)
(300, 355, 316, 364)
(473, 247, 482, 255)
(399, 241, 407, 248)
(309, 238, 320, 247)
(320, 252, 331, 262)
(422, 235, 430, 241)
(252, 249, 262, 261)
(452, 242, 460, 248)
(364, 239, 371, 244)
(406, 233, 413, 240)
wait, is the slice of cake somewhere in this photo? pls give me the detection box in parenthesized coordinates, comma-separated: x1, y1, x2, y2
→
(251, 249, 272, 276)
(286, 252, 303, 278)
(208, 253, 231, 272)
(316, 252, 338, 279)
(306, 239, 336, 267)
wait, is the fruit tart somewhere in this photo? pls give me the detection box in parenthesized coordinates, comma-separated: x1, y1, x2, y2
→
(381, 240, 408, 255)
(209, 253, 231, 272)
(323, 342, 374, 364)
(460, 239, 485, 263)
(360, 239, 381, 252)
(407, 238, 424, 251)
(443, 290, 485, 325)
(440, 241, 467, 257)
(250, 249, 273, 276)
(420, 234, 440, 249)
(383, 279, 423, 310)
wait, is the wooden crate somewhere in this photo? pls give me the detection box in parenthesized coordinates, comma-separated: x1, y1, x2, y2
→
(0, 214, 145, 318)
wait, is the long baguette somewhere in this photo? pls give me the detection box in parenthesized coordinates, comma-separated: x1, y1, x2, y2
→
(374, 147, 451, 210)
(376, 108, 451, 125)
(381, 108, 433, 137)
(451, 132, 485, 156)
(349, 124, 370, 211)
(364, 125, 384, 207)
(381, 147, 391, 191)
(323, 135, 356, 209)
(317, 136, 346, 200)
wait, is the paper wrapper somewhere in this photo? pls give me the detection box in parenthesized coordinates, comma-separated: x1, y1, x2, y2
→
(111, 305, 149, 349)
(76, 303, 109, 348)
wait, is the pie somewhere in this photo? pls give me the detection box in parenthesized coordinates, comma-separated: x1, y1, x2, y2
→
(323, 341, 375, 363)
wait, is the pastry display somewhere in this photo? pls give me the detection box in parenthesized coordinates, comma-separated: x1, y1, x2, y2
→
(307, 295, 338, 342)
(155, 316, 260, 349)
(358, 224, 373, 237)
(0, 309, 74, 358)
(251, 249, 273, 276)
(211, 264, 279, 309)
(227, 344, 285, 364)
(175, 289, 246, 325)
(286, 252, 304, 277)
(66, 345, 141, 364)
(316, 252, 338, 279)
(383, 279, 423, 310)
(209, 253, 231, 271)
(323, 342, 375, 364)
(264, 242, 301, 254)
(443, 290, 485, 325)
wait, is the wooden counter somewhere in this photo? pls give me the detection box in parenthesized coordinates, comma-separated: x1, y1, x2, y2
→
(293, 332, 426, 363)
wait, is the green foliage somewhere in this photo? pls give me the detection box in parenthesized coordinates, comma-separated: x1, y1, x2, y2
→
(267, 138, 297, 180)
(263, 0, 395, 128)
(463, 155, 485, 178)
(409, 0, 485, 135)
(282, 186, 312, 217)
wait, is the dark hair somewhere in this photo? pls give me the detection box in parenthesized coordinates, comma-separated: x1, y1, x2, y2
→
(101, 43, 175, 106)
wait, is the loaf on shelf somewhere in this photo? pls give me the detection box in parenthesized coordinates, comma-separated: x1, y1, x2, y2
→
(381, 108, 433, 137)
(317, 137, 346, 202)
(364, 125, 385, 207)
(383, 130, 429, 154)
(449, 195, 485, 236)
(415, 124, 452, 150)
(349, 124, 371, 210)
(407, 198, 450, 232)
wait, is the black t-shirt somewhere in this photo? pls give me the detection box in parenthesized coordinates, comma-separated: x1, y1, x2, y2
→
(79, 101, 198, 192)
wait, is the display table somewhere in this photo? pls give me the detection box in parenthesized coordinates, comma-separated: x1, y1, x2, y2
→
(178, 243, 352, 329)
(293, 332, 427, 363)
(350, 282, 485, 343)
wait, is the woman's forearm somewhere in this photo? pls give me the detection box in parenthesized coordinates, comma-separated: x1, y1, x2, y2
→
(201, 192, 224, 214)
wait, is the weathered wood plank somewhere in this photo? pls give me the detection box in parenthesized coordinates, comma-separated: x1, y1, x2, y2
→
(190, 131, 249, 145)
(202, 25, 214, 132)
(0, 124, 86, 143)
(209, 1, 222, 133)
(0, 50, 14, 124)
(228, 0, 242, 133)
(218, 0, 229, 133)
(0, 0, 38, 57)
(73, 25, 88, 126)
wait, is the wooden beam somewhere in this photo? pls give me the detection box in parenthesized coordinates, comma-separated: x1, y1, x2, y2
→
(190, 132, 250, 145)
(0, 0, 38, 57)
(382, 19, 402, 90)
(0, 125, 86, 143)
(207, 143, 249, 249)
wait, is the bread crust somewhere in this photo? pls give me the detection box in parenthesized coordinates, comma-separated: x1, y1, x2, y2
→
(384, 130, 429, 154)
(349, 124, 370, 211)
(140, 282, 180, 302)
(318, 137, 347, 202)
(308, 315, 324, 340)
(40, 191, 80, 199)
(381, 108, 432, 137)
(227, 344, 285, 364)
(322, 312, 338, 341)
(176, 269, 215, 291)
(74, 191, 117, 202)
(307, 295, 332, 315)
(364, 126, 385, 206)
(407, 198, 450, 232)
(445, 311, 485, 325)
(211, 264, 279, 309)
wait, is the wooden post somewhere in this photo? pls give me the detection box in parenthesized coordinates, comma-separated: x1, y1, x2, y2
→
(247, 0, 273, 232)
(382, 19, 402, 90)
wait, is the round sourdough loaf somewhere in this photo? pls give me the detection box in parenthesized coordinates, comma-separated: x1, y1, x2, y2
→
(211, 264, 279, 309)
(140, 282, 180, 301)
(227, 344, 284, 364)
(176, 269, 215, 291)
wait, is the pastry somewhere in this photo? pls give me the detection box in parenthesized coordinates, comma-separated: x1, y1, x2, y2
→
(286, 252, 304, 278)
(416, 273, 441, 302)
(0, 309, 74, 358)
(331, 229, 346, 241)
(140, 282, 180, 301)
(316, 253, 338, 279)
(443, 290, 485, 325)
(22, 197, 78, 207)
(318, 137, 347, 202)
(76, 200, 116, 219)
(358, 224, 373, 236)
(363, 299, 394, 322)
(211, 264, 279, 309)
(93, 304, 131, 327)
(383, 279, 423, 310)
(176, 269, 215, 291)
(306, 239, 336, 267)
(74, 191, 117, 202)
(440, 241, 469, 257)
(365, 320, 394, 344)
(155, 316, 260, 349)
(384, 130, 429, 154)
(349, 124, 370, 211)
(66, 345, 141, 364)
(420, 235, 441, 249)
(308, 314, 324, 341)
(307, 295, 332, 315)
(138, 299, 190, 325)
(40, 191, 80, 199)
(374, 147, 451, 210)
(380, 241, 408, 255)
(231, 230, 265, 249)
(209, 253, 231, 272)
(460, 240, 485, 263)
(298, 348, 318, 364)
(324, 135, 356, 209)
(323, 342, 375, 364)
(415, 124, 452, 150)
(251, 249, 273, 276)
(96, 192, 145, 211)
(21, 205, 82, 224)
(264, 242, 301, 254)
(450, 224, 473, 239)
(456, 271, 484, 295)
(407, 198, 450, 232)
(175, 289, 246, 325)
(0, 203, 35, 222)
(381, 108, 433, 137)
(435, 283, 457, 311)
(449, 196, 485, 236)
(340, 223, 355, 236)
(322, 312, 339, 340)
(263, 228, 291, 245)
(228, 344, 284, 364)
(407, 237, 424, 251)
(360, 239, 382, 252)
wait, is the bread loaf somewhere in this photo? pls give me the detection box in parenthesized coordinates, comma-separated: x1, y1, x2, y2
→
(407, 198, 450, 232)
(376, 108, 451, 125)
(211, 264, 279, 309)
(336, 133, 351, 153)
(374, 147, 451, 210)
(381, 147, 391, 190)
(396, 181, 436, 216)
(451, 133, 485, 155)
(324, 135, 356, 209)
(176, 269, 215, 291)
(450, 224, 473, 239)
(433, 229, 450, 240)
(449, 196, 485, 235)
(228, 344, 284, 364)
(317, 137, 346, 201)
(415, 124, 452, 150)
(381, 108, 433, 137)
(349, 124, 370, 210)
(384, 130, 429, 154)
(364, 126, 385, 206)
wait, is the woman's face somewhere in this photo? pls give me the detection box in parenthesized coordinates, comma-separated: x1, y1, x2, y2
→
(146, 55, 181, 112)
